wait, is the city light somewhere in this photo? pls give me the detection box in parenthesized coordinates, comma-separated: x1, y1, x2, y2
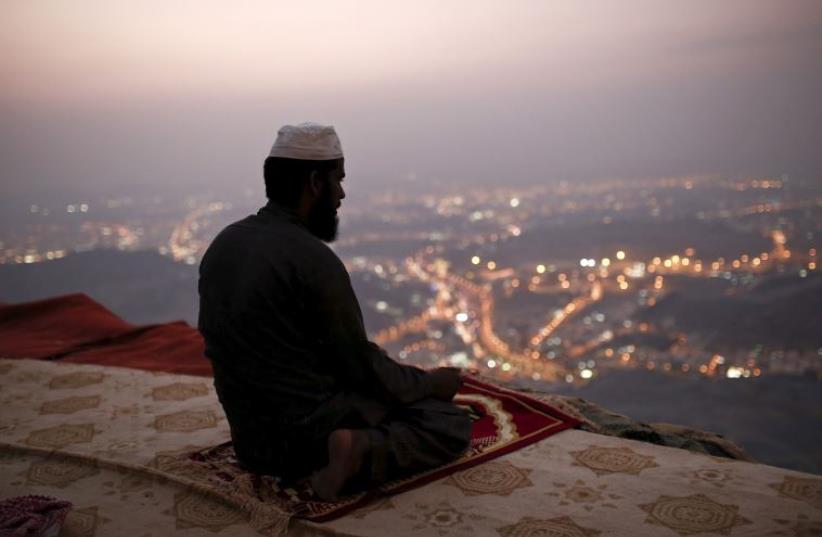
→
(4, 174, 816, 389)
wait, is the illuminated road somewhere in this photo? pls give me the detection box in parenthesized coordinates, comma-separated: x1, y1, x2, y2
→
(168, 202, 228, 263)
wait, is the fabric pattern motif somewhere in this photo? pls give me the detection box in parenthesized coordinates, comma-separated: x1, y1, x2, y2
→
(444, 461, 533, 497)
(497, 515, 601, 537)
(769, 476, 822, 511)
(40, 395, 101, 415)
(639, 493, 752, 535)
(570, 445, 659, 476)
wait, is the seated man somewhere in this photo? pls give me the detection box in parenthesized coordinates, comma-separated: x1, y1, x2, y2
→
(198, 123, 471, 500)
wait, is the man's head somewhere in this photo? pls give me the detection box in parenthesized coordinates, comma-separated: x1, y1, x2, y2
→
(263, 123, 346, 242)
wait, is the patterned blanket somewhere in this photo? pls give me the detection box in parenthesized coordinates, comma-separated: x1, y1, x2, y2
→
(1, 359, 820, 536)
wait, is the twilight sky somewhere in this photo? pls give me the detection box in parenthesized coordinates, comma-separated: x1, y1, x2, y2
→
(2, 0, 821, 199)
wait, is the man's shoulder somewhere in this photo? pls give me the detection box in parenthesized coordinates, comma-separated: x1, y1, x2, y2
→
(300, 236, 347, 275)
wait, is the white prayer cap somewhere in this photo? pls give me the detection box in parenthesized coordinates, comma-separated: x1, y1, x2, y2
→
(268, 122, 343, 161)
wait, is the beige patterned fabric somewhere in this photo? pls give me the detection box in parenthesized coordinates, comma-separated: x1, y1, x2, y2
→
(1, 358, 820, 536)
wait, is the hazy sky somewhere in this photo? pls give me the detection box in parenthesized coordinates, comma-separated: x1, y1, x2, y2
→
(2, 0, 821, 199)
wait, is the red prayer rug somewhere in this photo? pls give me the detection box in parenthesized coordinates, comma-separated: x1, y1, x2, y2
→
(0, 294, 212, 376)
(61, 321, 212, 376)
(184, 376, 580, 522)
(0, 294, 133, 359)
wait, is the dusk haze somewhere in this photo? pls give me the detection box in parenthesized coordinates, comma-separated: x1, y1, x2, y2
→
(2, 0, 821, 198)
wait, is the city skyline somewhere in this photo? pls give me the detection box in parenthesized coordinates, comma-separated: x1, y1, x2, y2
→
(2, 173, 819, 385)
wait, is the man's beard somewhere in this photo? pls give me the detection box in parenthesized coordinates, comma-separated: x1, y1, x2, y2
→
(306, 187, 339, 242)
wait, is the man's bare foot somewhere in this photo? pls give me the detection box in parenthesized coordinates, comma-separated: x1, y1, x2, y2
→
(310, 429, 370, 501)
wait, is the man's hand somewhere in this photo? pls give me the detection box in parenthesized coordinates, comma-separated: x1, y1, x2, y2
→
(428, 367, 463, 401)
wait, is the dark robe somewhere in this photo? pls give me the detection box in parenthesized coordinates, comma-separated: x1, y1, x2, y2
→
(197, 201, 471, 483)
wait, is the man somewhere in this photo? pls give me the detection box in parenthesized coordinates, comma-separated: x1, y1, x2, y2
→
(198, 123, 471, 500)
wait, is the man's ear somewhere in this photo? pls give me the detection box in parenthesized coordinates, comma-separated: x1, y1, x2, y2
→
(308, 170, 324, 198)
